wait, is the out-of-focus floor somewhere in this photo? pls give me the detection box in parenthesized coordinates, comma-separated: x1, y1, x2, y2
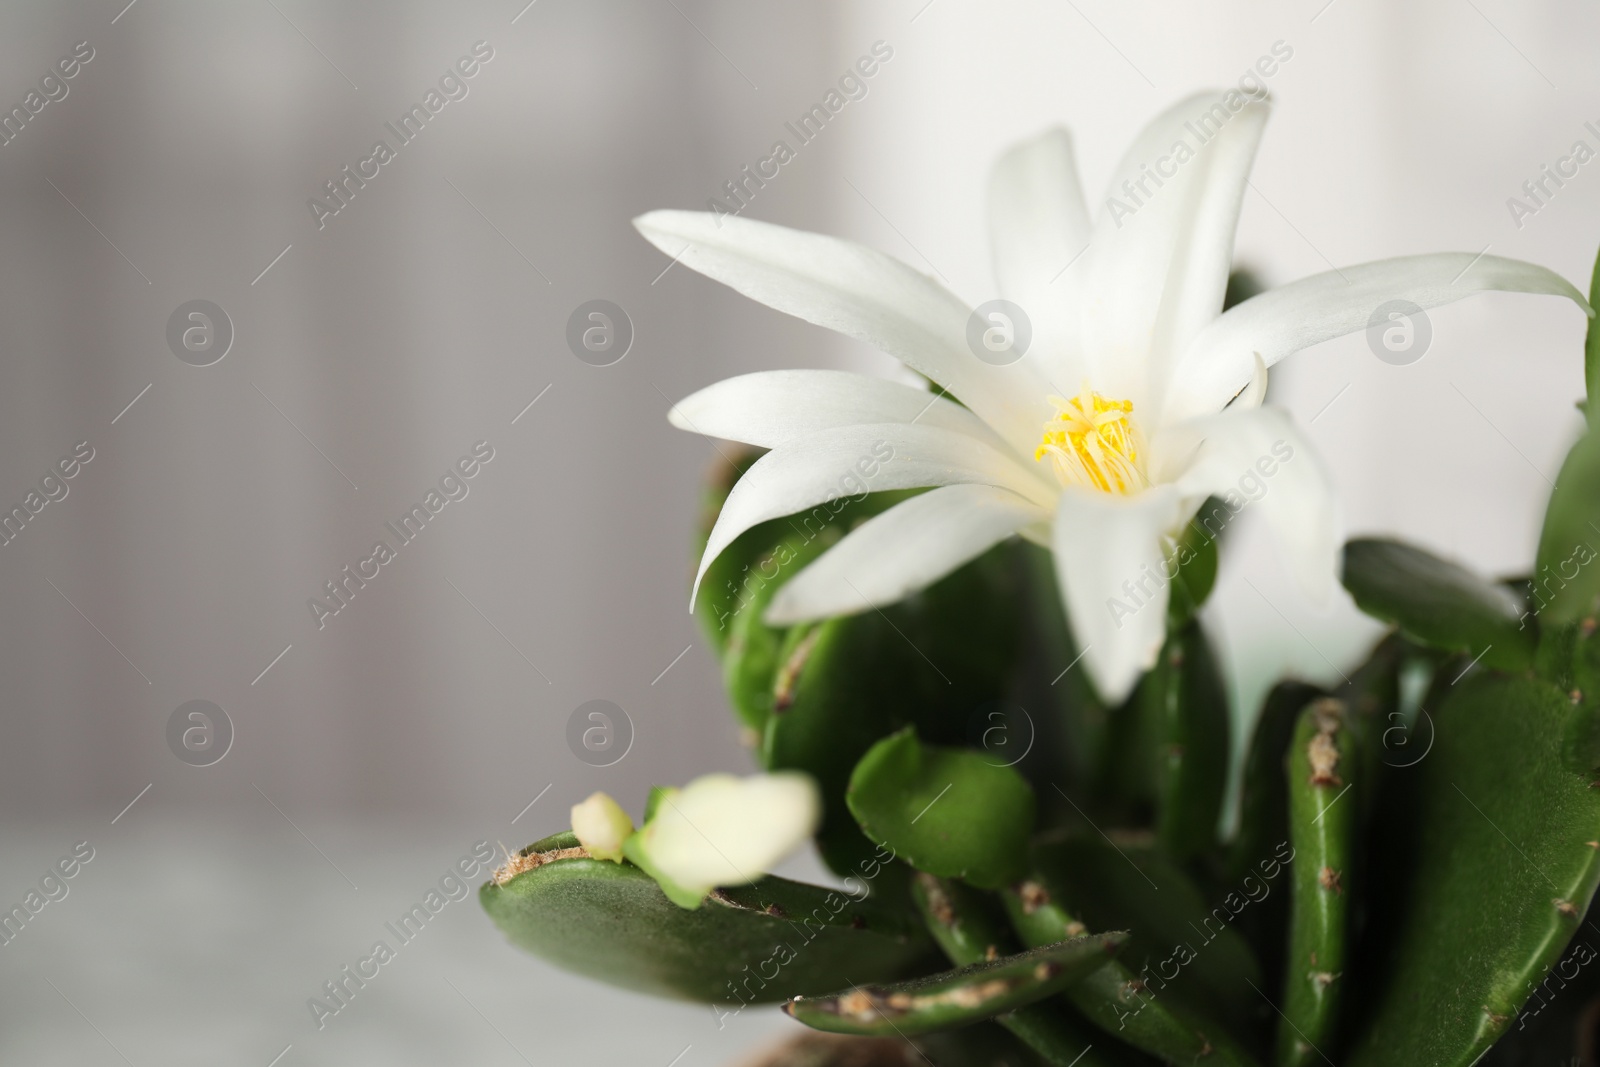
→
(0, 816, 800, 1067)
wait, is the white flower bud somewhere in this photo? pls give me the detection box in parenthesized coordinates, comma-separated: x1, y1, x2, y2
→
(570, 792, 633, 863)
(634, 772, 821, 898)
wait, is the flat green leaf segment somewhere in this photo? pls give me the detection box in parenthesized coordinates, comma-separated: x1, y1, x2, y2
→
(1139, 620, 1230, 861)
(911, 873, 1151, 1067)
(480, 833, 929, 1003)
(1341, 538, 1533, 670)
(1004, 852, 1262, 1067)
(1533, 430, 1600, 626)
(784, 933, 1127, 1036)
(694, 452, 1025, 879)
(1586, 242, 1600, 425)
(1346, 675, 1600, 1066)
(847, 728, 1036, 889)
(1028, 837, 1263, 1040)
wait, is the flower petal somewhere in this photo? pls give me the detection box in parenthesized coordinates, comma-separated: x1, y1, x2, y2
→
(635, 209, 1051, 454)
(1165, 253, 1593, 424)
(694, 423, 1053, 607)
(988, 128, 1092, 373)
(640, 772, 821, 892)
(668, 369, 1001, 450)
(1156, 405, 1340, 601)
(1080, 91, 1270, 413)
(1051, 484, 1186, 705)
(765, 483, 1048, 625)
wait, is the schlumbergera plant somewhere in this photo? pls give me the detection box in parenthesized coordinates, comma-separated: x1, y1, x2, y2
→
(481, 91, 1600, 1067)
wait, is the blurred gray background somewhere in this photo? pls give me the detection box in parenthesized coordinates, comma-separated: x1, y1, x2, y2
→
(2, 0, 1597, 1063)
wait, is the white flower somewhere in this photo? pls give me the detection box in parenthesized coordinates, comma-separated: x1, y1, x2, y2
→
(570, 792, 633, 863)
(629, 772, 821, 904)
(636, 92, 1589, 704)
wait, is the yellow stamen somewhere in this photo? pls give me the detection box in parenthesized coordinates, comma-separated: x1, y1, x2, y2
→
(1034, 388, 1144, 494)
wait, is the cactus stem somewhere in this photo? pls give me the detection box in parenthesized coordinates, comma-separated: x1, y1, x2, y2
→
(772, 626, 821, 712)
(1307, 699, 1347, 786)
(914, 874, 957, 926)
(1016, 879, 1050, 914)
(791, 976, 1024, 1024)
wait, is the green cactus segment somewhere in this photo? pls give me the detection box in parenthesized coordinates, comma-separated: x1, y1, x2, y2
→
(1585, 242, 1600, 423)
(1475, 902, 1600, 1066)
(1019, 543, 1110, 792)
(760, 542, 1020, 878)
(1229, 680, 1324, 994)
(1278, 698, 1358, 1067)
(1166, 514, 1221, 628)
(757, 611, 920, 881)
(693, 447, 776, 658)
(1142, 619, 1232, 861)
(846, 728, 1036, 889)
(911, 872, 1013, 965)
(720, 530, 840, 733)
(1332, 634, 1406, 830)
(912, 873, 1149, 1067)
(1224, 269, 1266, 311)
(695, 463, 918, 732)
(916, 1022, 1073, 1066)
(1532, 430, 1600, 628)
(1003, 867, 1261, 1067)
(480, 832, 930, 1003)
(1232, 681, 1323, 885)
(783, 932, 1127, 1037)
(1031, 837, 1263, 1038)
(1340, 537, 1535, 671)
(1345, 674, 1600, 1067)
(1093, 621, 1228, 851)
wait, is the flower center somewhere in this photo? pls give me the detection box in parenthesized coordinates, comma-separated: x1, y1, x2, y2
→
(1034, 389, 1145, 494)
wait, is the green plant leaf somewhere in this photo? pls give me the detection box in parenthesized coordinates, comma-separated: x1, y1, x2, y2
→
(1141, 620, 1231, 861)
(720, 529, 840, 734)
(481, 832, 931, 1003)
(1278, 697, 1359, 1067)
(642, 785, 671, 824)
(1344, 674, 1600, 1066)
(912, 873, 1156, 1067)
(1231, 680, 1323, 885)
(1586, 242, 1600, 423)
(1224, 268, 1266, 311)
(760, 541, 1021, 879)
(1027, 837, 1263, 1040)
(761, 614, 904, 880)
(1016, 542, 1110, 797)
(847, 728, 1036, 889)
(1002, 867, 1261, 1067)
(784, 933, 1127, 1037)
(1167, 509, 1221, 628)
(698, 474, 918, 734)
(1341, 537, 1534, 671)
(694, 446, 777, 659)
(1475, 898, 1600, 1066)
(1532, 430, 1600, 627)
(911, 872, 1013, 965)
(1091, 619, 1229, 859)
